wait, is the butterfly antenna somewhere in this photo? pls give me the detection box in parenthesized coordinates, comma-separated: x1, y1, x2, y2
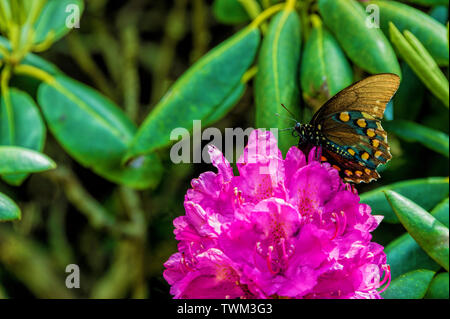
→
(280, 103, 298, 120)
(278, 128, 294, 132)
(275, 113, 297, 123)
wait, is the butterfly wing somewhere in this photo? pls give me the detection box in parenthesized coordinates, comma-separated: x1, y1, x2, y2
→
(311, 73, 400, 183)
(320, 147, 380, 183)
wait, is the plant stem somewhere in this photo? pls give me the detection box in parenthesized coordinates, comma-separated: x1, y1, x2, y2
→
(0, 66, 15, 144)
(250, 3, 285, 29)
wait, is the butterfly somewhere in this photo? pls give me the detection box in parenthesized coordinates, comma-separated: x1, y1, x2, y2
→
(286, 73, 400, 184)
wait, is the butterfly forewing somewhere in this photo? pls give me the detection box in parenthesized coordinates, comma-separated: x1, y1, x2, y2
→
(311, 73, 400, 183)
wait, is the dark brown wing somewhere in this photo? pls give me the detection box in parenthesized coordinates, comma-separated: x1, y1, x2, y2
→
(311, 73, 400, 123)
(311, 74, 400, 171)
(321, 148, 380, 184)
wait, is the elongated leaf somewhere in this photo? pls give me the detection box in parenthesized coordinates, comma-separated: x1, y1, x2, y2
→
(318, 0, 401, 76)
(368, 1, 449, 66)
(432, 198, 449, 228)
(37, 75, 163, 189)
(382, 269, 436, 299)
(385, 198, 449, 280)
(94, 154, 163, 191)
(384, 120, 449, 157)
(212, 0, 250, 24)
(385, 190, 449, 271)
(126, 26, 260, 159)
(0, 146, 55, 174)
(0, 192, 20, 222)
(389, 23, 449, 107)
(300, 20, 353, 112)
(429, 6, 449, 25)
(204, 82, 246, 126)
(360, 177, 449, 223)
(0, 89, 46, 185)
(425, 272, 449, 299)
(402, 0, 449, 6)
(38, 75, 135, 167)
(33, 0, 84, 44)
(255, 7, 301, 154)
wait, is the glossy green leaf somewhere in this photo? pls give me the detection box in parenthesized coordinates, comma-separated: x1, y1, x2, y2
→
(37, 75, 162, 189)
(360, 177, 449, 223)
(389, 23, 449, 108)
(368, 1, 449, 66)
(385, 190, 449, 271)
(385, 198, 449, 280)
(212, 0, 250, 24)
(300, 20, 353, 112)
(126, 26, 260, 159)
(429, 6, 449, 25)
(204, 82, 246, 126)
(0, 192, 20, 222)
(33, 0, 84, 44)
(318, 0, 401, 76)
(255, 8, 301, 154)
(38, 75, 136, 167)
(0, 146, 55, 174)
(384, 120, 449, 157)
(0, 89, 46, 185)
(425, 272, 449, 299)
(402, 0, 449, 6)
(94, 154, 163, 191)
(432, 198, 450, 228)
(382, 269, 436, 299)
(393, 62, 425, 121)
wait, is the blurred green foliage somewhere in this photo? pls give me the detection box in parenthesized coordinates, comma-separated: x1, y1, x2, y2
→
(0, 0, 448, 299)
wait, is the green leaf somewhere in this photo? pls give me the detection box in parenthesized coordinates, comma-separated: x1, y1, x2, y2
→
(94, 154, 163, 191)
(255, 7, 301, 154)
(212, 0, 250, 24)
(33, 0, 84, 44)
(382, 269, 436, 299)
(0, 191, 20, 222)
(425, 272, 449, 299)
(204, 82, 246, 126)
(384, 120, 449, 157)
(0, 88, 46, 185)
(367, 1, 449, 66)
(360, 177, 449, 223)
(385, 190, 449, 272)
(401, 0, 449, 6)
(429, 6, 449, 25)
(318, 0, 401, 77)
(37, 75, 163, 189)
(389, 23, 449, 108)
(126, 26, 261, 159)
(385, 198, 449, 280)
(0, 146, 55, 174)
(432, 198, 449, 228)
(393, 61, 425, 121)
(300, 18, 353, 111)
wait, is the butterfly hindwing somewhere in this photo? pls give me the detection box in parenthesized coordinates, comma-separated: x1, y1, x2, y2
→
(310, 73, 400, 183)
(320, 147, 380, 184)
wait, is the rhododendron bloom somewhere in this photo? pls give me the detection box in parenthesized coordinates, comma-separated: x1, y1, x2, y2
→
(163, 129, 390, 299)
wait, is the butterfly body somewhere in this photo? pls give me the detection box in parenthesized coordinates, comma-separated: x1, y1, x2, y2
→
(291, 74, 400, 184)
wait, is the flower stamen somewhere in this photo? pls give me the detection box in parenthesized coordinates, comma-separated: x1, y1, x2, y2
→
(377, 264, 391, 294)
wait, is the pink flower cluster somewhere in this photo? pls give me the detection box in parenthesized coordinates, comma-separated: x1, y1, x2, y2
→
(163, 130, 390, 299)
